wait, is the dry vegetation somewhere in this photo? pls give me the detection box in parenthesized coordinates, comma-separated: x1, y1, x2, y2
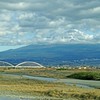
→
(1, 67, 100, 79)
(0, 74, 100, 100)
(0, 67, 100, 100)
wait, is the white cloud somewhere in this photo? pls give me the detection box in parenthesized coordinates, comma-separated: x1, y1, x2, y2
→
(0, 0, 100, 45)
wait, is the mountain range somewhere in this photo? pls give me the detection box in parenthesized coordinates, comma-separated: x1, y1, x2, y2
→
(0, 44, 100, 67)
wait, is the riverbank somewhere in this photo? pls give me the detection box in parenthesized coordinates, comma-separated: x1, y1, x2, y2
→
(1, 73, 100, 89)
(0, 73, 100, 100)
(1, 67, 100, 79)
(0, 95, 71, 100)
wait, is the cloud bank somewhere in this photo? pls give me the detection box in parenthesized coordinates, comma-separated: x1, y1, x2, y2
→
(0, 0, 100, 45)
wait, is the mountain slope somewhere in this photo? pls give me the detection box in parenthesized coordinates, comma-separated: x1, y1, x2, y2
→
(0, 44, 100, 66)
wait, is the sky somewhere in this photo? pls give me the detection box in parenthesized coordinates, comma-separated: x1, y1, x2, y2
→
(0, 0, 100, 51)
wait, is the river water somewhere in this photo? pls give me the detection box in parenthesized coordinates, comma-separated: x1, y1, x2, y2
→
(0, 95, 77, 100)
(2, 73, 100, 89)
(22, 75, 100, 89)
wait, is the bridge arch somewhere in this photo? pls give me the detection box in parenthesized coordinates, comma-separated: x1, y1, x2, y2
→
(0, 61, 14, 67)
(15, 61, 44, 68)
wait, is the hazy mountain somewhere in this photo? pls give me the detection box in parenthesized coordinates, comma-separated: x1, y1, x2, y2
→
(0, 44, 100, 66)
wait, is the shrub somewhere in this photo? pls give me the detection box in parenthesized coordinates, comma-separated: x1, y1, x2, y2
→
(67, 72, 100, 80)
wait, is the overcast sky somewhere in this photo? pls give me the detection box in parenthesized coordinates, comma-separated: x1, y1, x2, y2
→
(0, 0, 100, 48)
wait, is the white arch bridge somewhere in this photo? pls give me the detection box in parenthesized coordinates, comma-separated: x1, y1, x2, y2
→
(0, 61, 44, 68)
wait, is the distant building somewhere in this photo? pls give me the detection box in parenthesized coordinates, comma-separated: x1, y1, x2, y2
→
(78, 67, 87, 69)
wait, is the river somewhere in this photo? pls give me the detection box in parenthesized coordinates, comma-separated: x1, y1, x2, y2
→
(1, 73, 100, 89)
(0, 95, 77, 100)
(0, 73, 100, 100)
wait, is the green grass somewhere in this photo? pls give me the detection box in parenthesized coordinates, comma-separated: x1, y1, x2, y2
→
(67, 72, 100, 80)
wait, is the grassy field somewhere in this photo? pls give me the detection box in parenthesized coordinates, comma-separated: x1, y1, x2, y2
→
(0, 74, 100, 100)
(0, 67, 100, 79)
(0, 67, 100, 100)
